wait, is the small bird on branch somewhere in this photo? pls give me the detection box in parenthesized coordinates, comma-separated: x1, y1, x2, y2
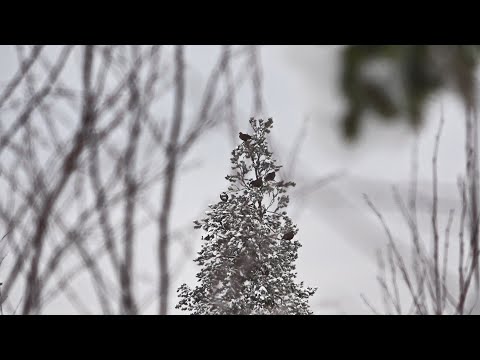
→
(220, 192, 228, 202)
(239, 132, 252, 141)
(282, 231, 295, 240)
(251, 178, 263, 188)
(265, 172, 276, 181)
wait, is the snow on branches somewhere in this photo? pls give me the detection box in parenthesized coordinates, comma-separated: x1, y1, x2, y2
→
(177, 118, 316, 315)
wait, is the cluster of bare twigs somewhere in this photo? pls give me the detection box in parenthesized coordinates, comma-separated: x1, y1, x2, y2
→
(0, 45, 264, 314)
(0, 231, 8, 315)
(363, 107, 480, 314)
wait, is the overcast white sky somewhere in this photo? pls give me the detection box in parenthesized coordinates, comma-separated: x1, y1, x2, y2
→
(0, 45, 475, 314)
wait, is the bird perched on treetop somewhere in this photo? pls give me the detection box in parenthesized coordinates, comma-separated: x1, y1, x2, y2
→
(251, 178, 263, 188)
(239, 132, 252, 141)
(220, 192, 228, 202)
(282, 231, 295, 240)
(265, 172, 276, 181)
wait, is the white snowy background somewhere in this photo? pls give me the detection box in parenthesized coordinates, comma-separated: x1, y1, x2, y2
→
(0, 45, 474, 314)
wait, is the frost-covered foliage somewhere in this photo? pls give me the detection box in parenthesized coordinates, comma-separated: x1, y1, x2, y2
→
(176, 118, 316, 315)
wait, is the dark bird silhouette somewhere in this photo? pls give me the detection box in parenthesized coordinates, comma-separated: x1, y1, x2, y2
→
(251, 178, 263, 188)
(239, 132, 252, 141)
(220, 192, 228, 202)
(265, 172, 276, 181)
(282, 231, 295, 240)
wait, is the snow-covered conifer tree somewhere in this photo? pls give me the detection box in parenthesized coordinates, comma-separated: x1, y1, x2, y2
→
(177, 118, 316, 314)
